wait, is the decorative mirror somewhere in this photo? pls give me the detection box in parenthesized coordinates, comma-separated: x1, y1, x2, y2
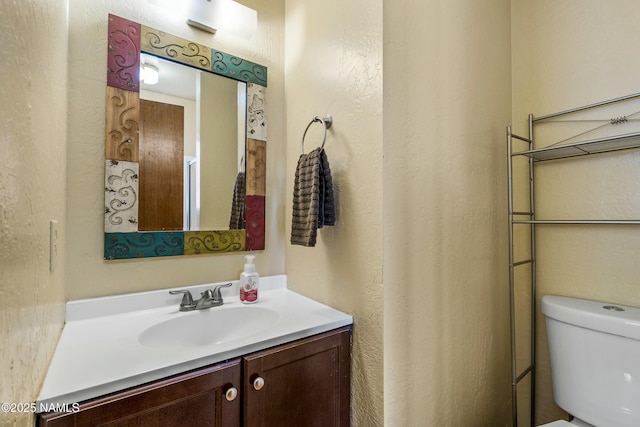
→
(104, 14, 266, 260)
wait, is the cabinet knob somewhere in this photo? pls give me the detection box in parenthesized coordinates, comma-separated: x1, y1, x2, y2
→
(225, 387, 238, 402)
(253, 376, 265, 391)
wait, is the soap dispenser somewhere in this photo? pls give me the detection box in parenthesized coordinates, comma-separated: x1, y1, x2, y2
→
(239, 255, 259, 303)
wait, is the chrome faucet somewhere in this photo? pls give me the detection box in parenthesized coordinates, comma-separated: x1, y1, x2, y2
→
(169, 283, 232, 311)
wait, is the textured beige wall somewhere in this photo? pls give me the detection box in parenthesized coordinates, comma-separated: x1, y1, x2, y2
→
(66, 0, 285, 299)
(284, 1, 383, 425)
(0, 1, 68, 425)
(512, 1, 640, 425)
(384, 0, 513, 426)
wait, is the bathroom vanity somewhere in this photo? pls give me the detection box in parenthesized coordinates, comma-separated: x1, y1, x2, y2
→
(35, 277, 352, 427)
(38, 327, 350, 426)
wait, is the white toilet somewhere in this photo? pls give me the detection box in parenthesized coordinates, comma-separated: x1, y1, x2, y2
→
(538, 295, 640, 427)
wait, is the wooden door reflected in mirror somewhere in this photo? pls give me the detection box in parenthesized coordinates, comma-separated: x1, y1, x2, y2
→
(139, 99, 184, 231)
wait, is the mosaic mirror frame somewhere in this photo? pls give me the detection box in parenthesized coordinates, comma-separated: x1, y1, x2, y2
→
(104, 14, 267, 260)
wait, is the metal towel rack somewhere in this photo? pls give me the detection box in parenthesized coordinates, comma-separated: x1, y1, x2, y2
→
(301, 116, 333, 154)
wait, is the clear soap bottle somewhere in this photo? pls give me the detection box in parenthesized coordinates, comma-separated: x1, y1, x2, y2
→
(239, 255, 259, 303)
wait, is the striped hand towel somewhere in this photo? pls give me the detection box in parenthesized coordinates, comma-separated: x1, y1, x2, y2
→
(229, 171, 246, 230)
(291, 147, 335, 247)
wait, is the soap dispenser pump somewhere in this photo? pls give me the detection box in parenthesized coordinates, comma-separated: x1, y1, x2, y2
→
(239, 255, 259, 303)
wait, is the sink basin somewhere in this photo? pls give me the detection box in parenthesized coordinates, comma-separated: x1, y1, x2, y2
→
(139, 305, 280, 348)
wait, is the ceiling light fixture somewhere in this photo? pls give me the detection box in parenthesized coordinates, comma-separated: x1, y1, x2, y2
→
(140, 64, 159, 85)
(187, 0, 257, 39)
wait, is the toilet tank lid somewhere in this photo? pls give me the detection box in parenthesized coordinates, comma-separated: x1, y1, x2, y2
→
(542, 295, 640, 341)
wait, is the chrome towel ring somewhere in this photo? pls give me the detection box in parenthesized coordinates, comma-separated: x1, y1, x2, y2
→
(301, 116, 333, 154)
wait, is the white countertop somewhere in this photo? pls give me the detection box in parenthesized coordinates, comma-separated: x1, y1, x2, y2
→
(36, 275, 352, 410)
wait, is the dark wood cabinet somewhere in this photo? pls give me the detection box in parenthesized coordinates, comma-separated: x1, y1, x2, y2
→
(37, 327, 351, 427)
(38, 359, 241, 427)
(242, 327, 351, 427)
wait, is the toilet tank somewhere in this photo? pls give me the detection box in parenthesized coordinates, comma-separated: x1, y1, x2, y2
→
(542, 296, 640, 427)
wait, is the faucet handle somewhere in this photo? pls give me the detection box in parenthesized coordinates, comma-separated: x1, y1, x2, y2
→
(211, 283, 233, 303)
(169, 290, 196, 311)
(201, 289, 215, 299)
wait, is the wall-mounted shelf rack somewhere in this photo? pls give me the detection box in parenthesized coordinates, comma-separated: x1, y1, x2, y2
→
(506, 91, 640, 427)
(513, 131, 640, 162)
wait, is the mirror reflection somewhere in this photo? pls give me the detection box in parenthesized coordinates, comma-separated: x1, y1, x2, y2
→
(138, 53, 246, 232)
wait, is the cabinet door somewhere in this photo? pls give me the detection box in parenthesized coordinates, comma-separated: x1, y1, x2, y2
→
(243, 327, 351, 427)
(38, 359, 241, 427)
